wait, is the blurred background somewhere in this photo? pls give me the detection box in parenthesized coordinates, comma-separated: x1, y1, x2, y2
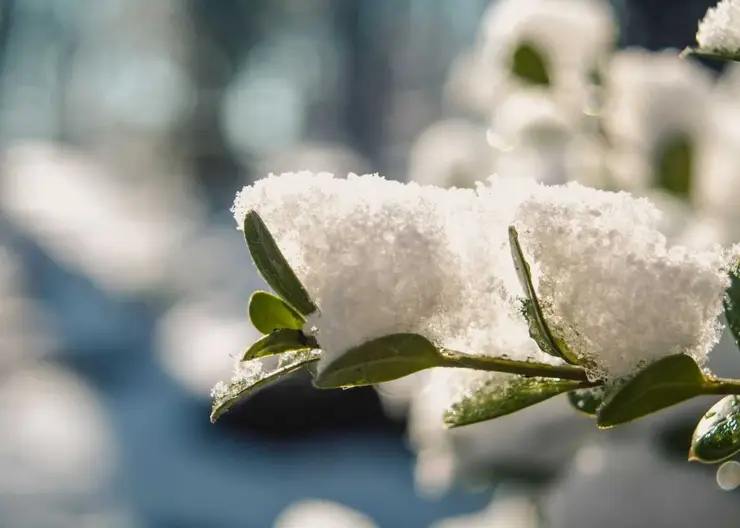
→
(3, 0, 740, 526)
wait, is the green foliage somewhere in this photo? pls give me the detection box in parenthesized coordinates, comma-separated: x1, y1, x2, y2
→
(596, 355, 706, 428)
(243, 210, 317, 316)
(313, 333, 445, 389)
(210, 350, 321, 423)
(681, 47, 740, 63)
(511, 42, 550, 86)
(568, 386, 608, 417)
(445, 376, 582, 428)
(214, 206, 740, 462)
(509, 226, 579, 364)
(690, 396, 740, 463)
(242, 328, 318, 361)
(655, 134, 693, 201)
(249, 290, 305, 334)
(724, 266, 740, 350)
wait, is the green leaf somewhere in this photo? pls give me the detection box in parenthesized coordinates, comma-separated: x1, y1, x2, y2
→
(210, 350, 321, 422)
(242, 328, 318, 361)
(689, 396, 740, 464)
(313, 333, 445, 389)
(655, 133, 692, 201)
(723, 266, 740, 350)
(509, 226, 579, 364)
(596, 355, 707, 428)
(511, 42, 550, 86)
(243, 210, 317, 316)
(249, 290, 305, 334)
(680, 47, 740, 63)
(567, 386, 608, 417)
(444, 375, 582, 428)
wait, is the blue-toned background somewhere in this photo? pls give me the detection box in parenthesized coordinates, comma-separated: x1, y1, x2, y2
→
(0, 0, 724, 526)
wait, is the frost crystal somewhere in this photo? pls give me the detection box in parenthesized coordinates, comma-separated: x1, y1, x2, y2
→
(210, 349, 321, 421)
(209, 358, 263, 402)
(696, 0, 740, 53)
(512, 182, 730, 379)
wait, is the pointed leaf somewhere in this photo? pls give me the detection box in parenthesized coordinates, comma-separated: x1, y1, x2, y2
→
(249, 290, 305, 334)
(509, 226, 579, 364)
(511, 42, 550, 86)
(567, 387, 609, 417)
(444, 375, 582, 428)
(242, 328, 318, 361)
(313, 333, 445, 389)
(210, 350, 321, 422)
(243, 210, 317, 316)
(723, 266, 740, 350)
(596, 355, 706, 428)
(689, 396, 740, 464)
(680, 47, 740, 63)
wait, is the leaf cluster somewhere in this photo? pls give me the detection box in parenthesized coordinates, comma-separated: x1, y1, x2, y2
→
(211, 211, 740, 466)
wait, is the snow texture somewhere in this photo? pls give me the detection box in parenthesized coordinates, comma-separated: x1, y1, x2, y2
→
(513, 182, 729, 379)
(232, 172, 548, 370)
(232, 172, 730, 381)
(210, 350, 320, 415)
(697, 0, 740, 53)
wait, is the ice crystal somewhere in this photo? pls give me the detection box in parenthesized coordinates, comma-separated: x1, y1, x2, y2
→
(210, 350, 320, 421)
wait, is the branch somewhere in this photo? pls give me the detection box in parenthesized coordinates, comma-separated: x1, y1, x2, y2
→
(439, 349, 596, 383)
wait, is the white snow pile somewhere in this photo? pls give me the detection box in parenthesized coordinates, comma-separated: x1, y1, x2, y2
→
(512, 182, 728, 379)
(696, 0, 740, 54)
(226, 171, 731, 383)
